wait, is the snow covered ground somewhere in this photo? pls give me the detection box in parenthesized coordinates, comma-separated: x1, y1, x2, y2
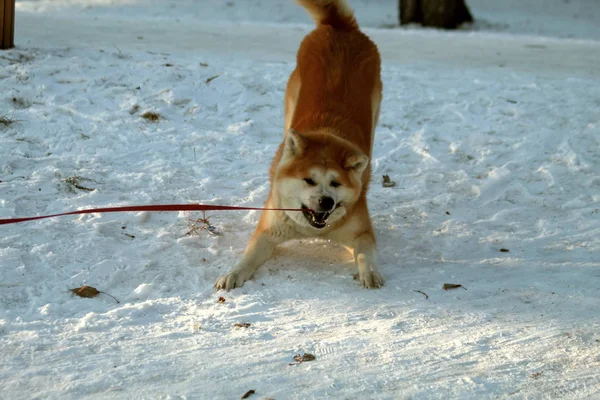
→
(1, 0, 600, 399)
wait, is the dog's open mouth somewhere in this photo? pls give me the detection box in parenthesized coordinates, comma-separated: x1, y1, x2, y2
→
(301, 203, 343, 229)
(302, 206, 330, 229)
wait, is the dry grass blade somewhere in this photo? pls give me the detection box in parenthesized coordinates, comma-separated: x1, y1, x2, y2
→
(0, 176, 26, 183)
(205, 74, 220, 84)
(0, 115, 23, 127)
(414, 290, 429, 300)
(186, 211, 221, 236)
(64, 175, 95, 192)
(234, 323, 251, 328)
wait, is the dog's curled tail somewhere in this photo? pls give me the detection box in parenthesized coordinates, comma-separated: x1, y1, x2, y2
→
(297, 0, 358, 31)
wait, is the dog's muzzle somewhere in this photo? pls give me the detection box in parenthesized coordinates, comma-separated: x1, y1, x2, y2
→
(301, 200, 343, 229)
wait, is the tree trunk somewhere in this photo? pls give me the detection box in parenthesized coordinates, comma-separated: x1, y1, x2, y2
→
(1, 0, 15, 49)
(399, 0, 473, 29)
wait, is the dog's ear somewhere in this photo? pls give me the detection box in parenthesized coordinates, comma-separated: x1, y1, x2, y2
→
(283, 129, 307, 157)
(344, 153, 369, 175)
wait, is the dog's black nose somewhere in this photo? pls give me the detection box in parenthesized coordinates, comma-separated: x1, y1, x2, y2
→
(318, 196, 334, 211)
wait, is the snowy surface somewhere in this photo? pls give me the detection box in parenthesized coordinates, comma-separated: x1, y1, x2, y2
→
(1, 1, 600, 399)
(14, 0, 600, 40)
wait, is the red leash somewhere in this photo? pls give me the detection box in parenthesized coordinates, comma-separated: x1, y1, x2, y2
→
(0, 204, 304, 226)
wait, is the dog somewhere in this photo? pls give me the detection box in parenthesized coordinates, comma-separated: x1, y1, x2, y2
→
(215, 0, 383, 290)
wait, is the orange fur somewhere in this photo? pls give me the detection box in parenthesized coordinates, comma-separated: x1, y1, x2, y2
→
(284, 3, 381, 171)
(215, 0, 383, 291)
(278, 0, 382, 225)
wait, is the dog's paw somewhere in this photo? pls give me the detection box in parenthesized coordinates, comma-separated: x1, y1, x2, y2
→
(358, 270, 384, 289)
(214, 272, 247, 291)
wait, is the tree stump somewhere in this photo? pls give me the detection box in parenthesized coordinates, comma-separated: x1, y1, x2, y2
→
(399, 0, 473, 29)
(1, 0, 15, 49)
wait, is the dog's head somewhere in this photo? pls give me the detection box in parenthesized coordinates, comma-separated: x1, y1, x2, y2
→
(274, 129, 369, 230)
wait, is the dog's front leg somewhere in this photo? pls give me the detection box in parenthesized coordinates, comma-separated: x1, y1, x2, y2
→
(352, 231, 384, 289)
(215, 228, 281, 291)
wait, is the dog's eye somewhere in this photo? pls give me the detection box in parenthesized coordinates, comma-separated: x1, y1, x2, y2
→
(330, 181, 341, 188)
(304, 178, 316, 186)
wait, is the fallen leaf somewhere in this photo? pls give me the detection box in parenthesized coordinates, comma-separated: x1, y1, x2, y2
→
(293, 353, 316, 363)
(71, 285, 100, 298)
(234, 323, 251, 328)
(443, 283, 467, 291)
(141, 111, 161, 122)
(500, 248, 510, 252)
(218, 296, 226, 303)
(241, 389, 255, 399)
(382, 174, 396, 188)
(70, 286, 120, 303)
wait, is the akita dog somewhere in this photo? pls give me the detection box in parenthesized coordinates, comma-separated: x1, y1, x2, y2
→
(215, 0, 383, 290)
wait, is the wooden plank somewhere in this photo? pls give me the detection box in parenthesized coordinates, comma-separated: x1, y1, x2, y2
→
(1, 0, 16, 49)
(399, 0, 473, 29)
(0, 0, 4, 48)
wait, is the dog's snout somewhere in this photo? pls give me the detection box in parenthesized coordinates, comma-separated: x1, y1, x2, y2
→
(318, 196, 335, 211)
